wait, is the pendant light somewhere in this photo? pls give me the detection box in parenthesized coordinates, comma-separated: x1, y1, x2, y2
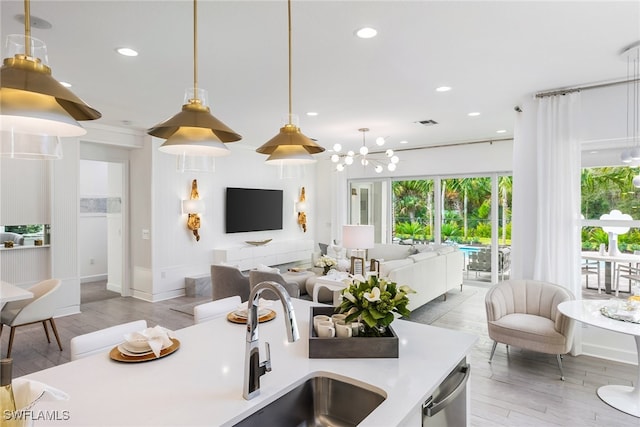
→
(256, 0, 325, 164)
(148, 0, 241, 156)
(0, 0, 101, 159)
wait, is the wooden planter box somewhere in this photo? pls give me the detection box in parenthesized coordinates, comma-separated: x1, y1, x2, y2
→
(308, 306, 399, 359)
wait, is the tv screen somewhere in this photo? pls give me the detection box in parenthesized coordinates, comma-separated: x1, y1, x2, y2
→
(225, 187, 283, 233)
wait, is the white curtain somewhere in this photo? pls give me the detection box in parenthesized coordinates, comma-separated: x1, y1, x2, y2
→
(511, 92, 582, 299)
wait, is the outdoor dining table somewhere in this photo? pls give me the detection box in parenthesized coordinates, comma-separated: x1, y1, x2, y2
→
(581, 251, 640, 294)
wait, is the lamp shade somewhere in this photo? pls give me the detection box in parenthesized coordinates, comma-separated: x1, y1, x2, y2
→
(295, 200, 307, 212)
(182, 198, 205, 214)
(342, 225, 374, 249)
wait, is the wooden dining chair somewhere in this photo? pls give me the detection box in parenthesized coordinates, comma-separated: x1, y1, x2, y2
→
(0, 279, 63, 358)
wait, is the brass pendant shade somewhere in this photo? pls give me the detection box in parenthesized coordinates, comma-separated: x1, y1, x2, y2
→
(148, 100, 241, 144)
(148, 0, 241, 156)
(255, 0, 325, 164)
(0, 1, 101, 159)
(256, 123, 324, 157)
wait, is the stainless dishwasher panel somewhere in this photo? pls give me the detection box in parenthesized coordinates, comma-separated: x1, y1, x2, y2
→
(422, 358, 470, 427)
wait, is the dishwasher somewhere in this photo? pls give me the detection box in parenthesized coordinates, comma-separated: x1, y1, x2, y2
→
(422, 358, 470, 426)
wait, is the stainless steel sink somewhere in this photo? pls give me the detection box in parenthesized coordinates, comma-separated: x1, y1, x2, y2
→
(233, 373, 386, 427)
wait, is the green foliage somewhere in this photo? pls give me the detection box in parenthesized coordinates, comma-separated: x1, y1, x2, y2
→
(4, 225, 43, 234)
(338, 275, 415, 336)
(475, 222, 491, 238)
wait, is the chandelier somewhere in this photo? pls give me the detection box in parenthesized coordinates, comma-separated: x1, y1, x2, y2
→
(331, 128, 400, 173)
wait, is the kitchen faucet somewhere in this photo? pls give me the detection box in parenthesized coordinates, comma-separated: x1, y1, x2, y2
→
(243, 281, 299, 400)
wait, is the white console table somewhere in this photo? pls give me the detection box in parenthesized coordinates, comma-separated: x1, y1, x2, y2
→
(212, 239, 314, 271)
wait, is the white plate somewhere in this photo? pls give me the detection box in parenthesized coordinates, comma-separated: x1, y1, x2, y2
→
(233, 308, 270, 319)
(117, 344, 153, 357)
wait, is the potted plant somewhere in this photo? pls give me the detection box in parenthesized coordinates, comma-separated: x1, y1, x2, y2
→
(337, 274, 415, 337)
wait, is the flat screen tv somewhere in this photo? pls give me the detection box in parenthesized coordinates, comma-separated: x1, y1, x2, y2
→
(225, 187, 283, 233)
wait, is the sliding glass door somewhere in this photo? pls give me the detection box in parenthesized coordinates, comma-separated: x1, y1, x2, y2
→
(349, 173, 512, 284)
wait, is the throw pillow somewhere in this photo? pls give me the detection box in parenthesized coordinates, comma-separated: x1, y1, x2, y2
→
(318, 242, 328, 256)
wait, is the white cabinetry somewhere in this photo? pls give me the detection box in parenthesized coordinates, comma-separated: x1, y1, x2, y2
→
(212, 239, 314, 271)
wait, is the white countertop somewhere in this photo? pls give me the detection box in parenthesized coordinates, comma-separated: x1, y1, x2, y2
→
(22, 299, 477, 426)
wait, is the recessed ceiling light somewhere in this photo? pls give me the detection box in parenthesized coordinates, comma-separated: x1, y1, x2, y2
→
(435, 86, 451, 92)
(355, 27, 377, 39)
(590, 150, 599, 154)
(496, 129, 507, 134)
(60, 81, 72, 88)
(306, 111, 318, 116)
(467, 112, 481, 117)
(116, 47, 138, 57)
(400, 140, 408, 144)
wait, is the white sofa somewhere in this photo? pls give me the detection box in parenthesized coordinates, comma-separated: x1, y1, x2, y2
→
(367, 243, 464, 311)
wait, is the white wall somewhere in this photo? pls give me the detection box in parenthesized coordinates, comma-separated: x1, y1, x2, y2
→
(138, 141, 317, 302)
(78, 160, 108, 281)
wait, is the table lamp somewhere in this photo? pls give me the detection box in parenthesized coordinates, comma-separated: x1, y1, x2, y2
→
(342, 225, 374, 275)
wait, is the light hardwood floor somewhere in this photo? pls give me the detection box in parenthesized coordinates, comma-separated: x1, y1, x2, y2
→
(2, 279, 639, 426)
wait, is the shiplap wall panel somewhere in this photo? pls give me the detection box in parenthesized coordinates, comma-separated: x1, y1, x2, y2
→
(51, 140, 79, 279)
(0, 247, 50, 285)
(0, 157, 50, 225)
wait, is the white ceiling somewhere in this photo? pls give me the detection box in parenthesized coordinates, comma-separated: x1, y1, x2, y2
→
(1, 1, 639, 157)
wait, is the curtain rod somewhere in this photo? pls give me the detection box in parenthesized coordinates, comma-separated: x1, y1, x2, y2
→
(369, 137, 512, 155)
(535, 77, 640, 98)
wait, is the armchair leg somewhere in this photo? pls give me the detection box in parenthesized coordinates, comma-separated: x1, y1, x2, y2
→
(489, 341, 498, 362)
(42, 320, 51, 343)
(556, 354, 565, 381)
(7, 327, 16, 358)
(49, 318, 63, 351)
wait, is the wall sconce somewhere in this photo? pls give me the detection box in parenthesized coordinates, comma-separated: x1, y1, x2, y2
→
(296, 187, 307, 232)
(182, 179, 205, 241)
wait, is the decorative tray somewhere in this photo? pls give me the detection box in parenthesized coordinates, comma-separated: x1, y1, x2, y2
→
(308, 306, 398, 359)
(600, 303, 640, 324)
(110, 338, 180, 363)
(245, 239, 272, 246)
(227, 309, 276, 324)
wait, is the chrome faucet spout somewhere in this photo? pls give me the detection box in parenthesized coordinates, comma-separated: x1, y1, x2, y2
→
(243, 281, 299, 400)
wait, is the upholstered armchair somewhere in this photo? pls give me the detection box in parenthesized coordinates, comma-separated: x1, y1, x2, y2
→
(248, 270, 301, 300)
(210, 264, 251, 302)
(485, 279, 575, 380)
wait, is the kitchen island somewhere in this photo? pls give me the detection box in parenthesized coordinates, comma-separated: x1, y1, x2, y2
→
(20, 298, 477, 426)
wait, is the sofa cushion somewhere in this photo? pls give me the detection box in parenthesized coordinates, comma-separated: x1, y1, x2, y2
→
(436, 246, 456, 255)
(408, 252, 439, 263)
(379, 258, 414, 277)
(489, 313, 568, 353)
(368, 244, 413, 261)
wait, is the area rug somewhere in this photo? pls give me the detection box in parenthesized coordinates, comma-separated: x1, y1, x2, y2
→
(403, 287, 478, 325)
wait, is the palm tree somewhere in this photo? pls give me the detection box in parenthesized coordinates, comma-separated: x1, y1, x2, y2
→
(393, 180, 427, 223)
(499, 175, 513, 244)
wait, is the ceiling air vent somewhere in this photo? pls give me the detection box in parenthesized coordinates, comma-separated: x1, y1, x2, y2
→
(417, 119, 438, 126)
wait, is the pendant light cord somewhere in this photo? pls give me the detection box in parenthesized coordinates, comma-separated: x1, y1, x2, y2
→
(288, 0, 293, 124)
(193, 0, 199, 100)
(24, 0, 31, 57)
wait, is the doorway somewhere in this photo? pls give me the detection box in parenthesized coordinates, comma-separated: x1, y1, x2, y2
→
(78, 158, 129, 296)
